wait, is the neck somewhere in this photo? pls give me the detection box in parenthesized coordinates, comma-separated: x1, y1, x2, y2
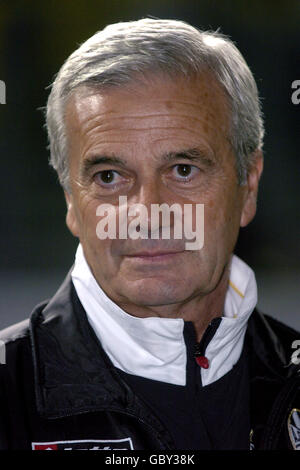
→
(117, 262, 230, 343)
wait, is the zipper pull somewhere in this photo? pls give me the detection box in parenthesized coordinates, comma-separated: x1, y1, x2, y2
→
(194, 343, 209, 369)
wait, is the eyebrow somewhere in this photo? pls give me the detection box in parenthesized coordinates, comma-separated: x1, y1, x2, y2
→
(162, 148, 215, 166)
(81, 147, 214, 176)
(81, 155, 128, 176)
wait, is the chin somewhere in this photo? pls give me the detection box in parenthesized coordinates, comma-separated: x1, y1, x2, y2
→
(121, 277, 191, 307)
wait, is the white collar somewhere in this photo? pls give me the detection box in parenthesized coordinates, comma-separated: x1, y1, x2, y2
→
(71, 244, 257, 387)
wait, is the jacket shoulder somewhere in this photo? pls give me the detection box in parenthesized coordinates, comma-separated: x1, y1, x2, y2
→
(248, 309, 300, 377)
(0, 319, 30, 344)
(0, 271, 74, 346)
(253, 310, 299, 347)
(0, 301, 49, 379)
(0, 300, 50, 345)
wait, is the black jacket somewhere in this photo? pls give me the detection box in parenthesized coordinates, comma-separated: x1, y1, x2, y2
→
(0, 273, 299, 450)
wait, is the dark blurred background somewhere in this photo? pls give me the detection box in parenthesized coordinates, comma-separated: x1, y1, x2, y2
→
(0, 0, 299, 329)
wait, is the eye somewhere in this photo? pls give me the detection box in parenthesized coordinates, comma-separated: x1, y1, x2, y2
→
(175, 164, 192, 177)
(173, 164, 199, 180)
(94, 170, 121, 185)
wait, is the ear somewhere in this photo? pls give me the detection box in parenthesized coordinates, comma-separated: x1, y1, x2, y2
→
(240, 150, 264, 228)
(64, 191, 80, 237)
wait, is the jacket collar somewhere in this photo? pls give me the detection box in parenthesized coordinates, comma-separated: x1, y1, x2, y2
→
(29, 271, 294, 421)
(71, 245, 258, 387)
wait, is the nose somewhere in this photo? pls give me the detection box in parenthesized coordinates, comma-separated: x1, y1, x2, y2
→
(135, 178, 162, 208)
(128, 177, 168, 236)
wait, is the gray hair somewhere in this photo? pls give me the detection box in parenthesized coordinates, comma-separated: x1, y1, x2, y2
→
(46, 18, 264, 191)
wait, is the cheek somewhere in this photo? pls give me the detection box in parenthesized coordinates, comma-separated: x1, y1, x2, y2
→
(77, 196, 121, 262)
(204, 189, 242, 246)
(74, 193, 104, 246)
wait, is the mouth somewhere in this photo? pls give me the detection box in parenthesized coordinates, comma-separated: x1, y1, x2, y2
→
(125, 250, 185, 263)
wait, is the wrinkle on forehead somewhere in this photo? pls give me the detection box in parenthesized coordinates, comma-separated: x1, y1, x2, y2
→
(66, 71, 230, 128)
(65, 73, 233, 170)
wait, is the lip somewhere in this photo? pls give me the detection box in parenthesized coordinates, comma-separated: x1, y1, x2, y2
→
(125, 251, 184, 262)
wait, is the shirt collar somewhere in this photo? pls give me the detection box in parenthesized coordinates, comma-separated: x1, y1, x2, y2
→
(71, 244, 257, 386)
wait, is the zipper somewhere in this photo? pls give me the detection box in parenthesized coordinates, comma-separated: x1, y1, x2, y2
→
(193, 317, 222, 370)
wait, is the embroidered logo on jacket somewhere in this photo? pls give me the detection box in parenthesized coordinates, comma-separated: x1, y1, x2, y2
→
(32, 438, 134, 450)
(287, 408, 300, 450)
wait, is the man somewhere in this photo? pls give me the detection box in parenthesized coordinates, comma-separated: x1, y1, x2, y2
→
(0, 18, 299, 451)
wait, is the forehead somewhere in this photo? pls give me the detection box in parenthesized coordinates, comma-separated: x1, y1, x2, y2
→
(64, 73, 231, 157)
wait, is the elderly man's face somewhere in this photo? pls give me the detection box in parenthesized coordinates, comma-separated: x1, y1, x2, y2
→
(64, 74, 262, 311)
